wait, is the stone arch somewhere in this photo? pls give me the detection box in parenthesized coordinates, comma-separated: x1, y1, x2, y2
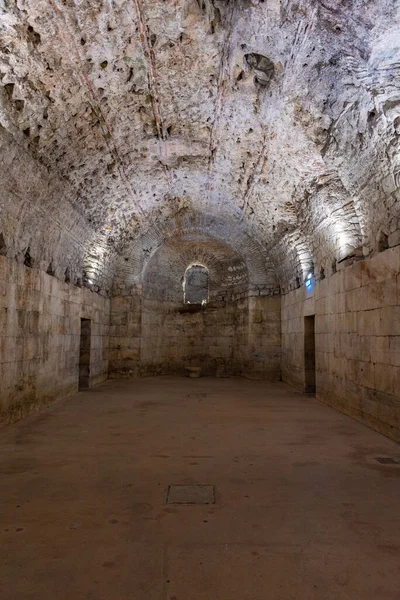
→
(269, 229, 313, 294)
(142, 235, 249, 303)
(113, 211, 279, 296)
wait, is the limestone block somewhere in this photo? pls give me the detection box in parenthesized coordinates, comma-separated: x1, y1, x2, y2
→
(315, 314, 334, 334)
(361, 247, 400, 285)
(356, 309, 381, 337)
(334, 313, 345, 334)
(369, 336, 390, 365)
(121, 348, 139, 360)
(111, 296, 132, 313)
(379, 306, 400, 336)
(315, 295, 331, 315)
(251, 310, 263, 324)
(207, 345, 222, 358)
(261, 332, 281, 346)
(355, 360, 375, 390)
(315, 278, 328, 300)
(374, 363, 396, 395)
(393, 367, 400, 400)
(215, 337, 232, 349)
(315, 332, 334, 354)
(345, 287, 365, 313)
(23, 336, 39, 361)
(389, 337, 400, 367)
(365, 279, 398, 310)
(288, 301, 304, 319)
(260, 320, 281, 335)
(330, 270, 345, 296)
(344, 377, 364, 405)
(128, 338, 141, 351)
(377, 401, 400, 430)
(338, 333, 357, 361)
(111, 312, 129, 326)
(333, 292, 346, 314)
(357, 336, 372, 362)
(344, 261, 363, 291)
(304, 296, 316, 316)
(344, 311, 357, 334)
(287, 317, 302, 334)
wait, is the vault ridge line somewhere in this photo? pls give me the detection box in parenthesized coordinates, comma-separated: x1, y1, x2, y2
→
(205, 2, 237, 211)
(46, 0, 146, 229)
(130, 0, 173, 189)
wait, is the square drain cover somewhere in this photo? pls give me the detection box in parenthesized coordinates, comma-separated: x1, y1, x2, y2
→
(166, 485, 215, 504)
(375, 457, 399, 465)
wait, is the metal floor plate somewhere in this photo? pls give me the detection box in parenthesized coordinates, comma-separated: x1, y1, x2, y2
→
(166, 485, 215, 504)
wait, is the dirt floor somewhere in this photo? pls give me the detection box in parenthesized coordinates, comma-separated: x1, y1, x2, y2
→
(0, 376, 400, 599)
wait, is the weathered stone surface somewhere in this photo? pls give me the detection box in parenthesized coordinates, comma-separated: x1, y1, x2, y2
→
(109, 245, 281, 380)
(281, 244, 400, 442)
(0, 1, 400, 439)
(0, 256, 109, 422)
(0, 0, 398, 291)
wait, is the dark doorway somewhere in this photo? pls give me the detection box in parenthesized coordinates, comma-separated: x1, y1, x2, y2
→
(79, 318, 91, 390)
(304, 315, 316, 393)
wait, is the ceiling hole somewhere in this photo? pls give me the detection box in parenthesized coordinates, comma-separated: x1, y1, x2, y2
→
(24, 248, 34, 268)
(46, 262, 55, 276)
(4, 82, 14, 98)
(0, 232, 7, 256)
(245, 53, 275, 85)
(14, 99, 24, 111)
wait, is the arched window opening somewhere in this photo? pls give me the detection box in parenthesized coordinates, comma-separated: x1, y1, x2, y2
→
(183, 264, 209, 305)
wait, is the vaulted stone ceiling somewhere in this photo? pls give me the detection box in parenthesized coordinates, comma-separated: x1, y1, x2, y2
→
(0, 0, 399, 294)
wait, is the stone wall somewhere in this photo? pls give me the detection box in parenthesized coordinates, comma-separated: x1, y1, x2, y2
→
(0, 256, 110, 422)
(281, 245, 400, 442)
(109, 293, 281, 380)
(140, 298, 242, 377)
(246, 296, 282, 380)
(109, 292, 142, 377)
(108, 232, 281, 380)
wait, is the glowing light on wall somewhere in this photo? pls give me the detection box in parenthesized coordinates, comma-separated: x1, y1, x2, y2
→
(332, 220, 359, 261)
(305, 271, 313, 291)
(83, 239, 108, 284)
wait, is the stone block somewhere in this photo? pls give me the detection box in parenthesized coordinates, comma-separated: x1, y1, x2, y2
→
(379, 306, 400, 335)
(365, 279, 398, 310)
(356, 309, 381, 337)
(355, 360, 375, 389)
(344, 260, 363, 291)
(374, 363, 395, 394)
(362, 248, 400, 286)
(369, 336, 390, 365)
(345, 287, 366, 313)
(389, 337, 400, 367)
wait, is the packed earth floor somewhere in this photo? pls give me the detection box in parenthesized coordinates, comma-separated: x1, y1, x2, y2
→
(1, 376, 400, 600)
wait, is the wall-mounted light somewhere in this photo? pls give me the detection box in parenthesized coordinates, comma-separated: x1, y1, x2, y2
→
(305, 272, 313, 290)
(87, 279, 93, 285)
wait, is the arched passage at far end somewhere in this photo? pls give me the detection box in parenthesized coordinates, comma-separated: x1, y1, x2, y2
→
(183, 264, 209, 305)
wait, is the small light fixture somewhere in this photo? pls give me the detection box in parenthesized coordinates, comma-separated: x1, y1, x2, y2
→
(87, 278, 93, 285)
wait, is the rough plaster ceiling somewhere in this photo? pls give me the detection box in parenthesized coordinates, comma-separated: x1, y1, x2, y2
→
(0, 0, 399, 294)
